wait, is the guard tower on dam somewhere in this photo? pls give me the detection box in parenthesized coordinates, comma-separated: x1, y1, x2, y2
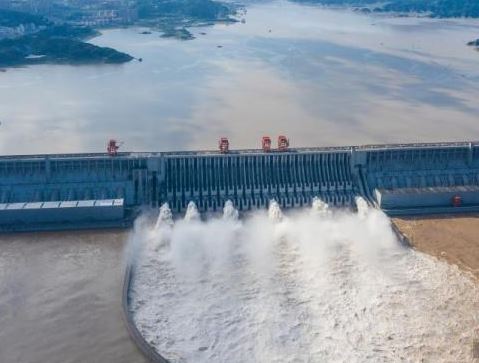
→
(1, 141, 479, 231)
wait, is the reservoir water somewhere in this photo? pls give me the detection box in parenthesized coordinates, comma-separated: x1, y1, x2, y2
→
(1, 1, 479, 362)
(0, 1, 479, 154)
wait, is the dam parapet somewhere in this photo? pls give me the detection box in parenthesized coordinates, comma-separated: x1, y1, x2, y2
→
(1, 141, 479, 231)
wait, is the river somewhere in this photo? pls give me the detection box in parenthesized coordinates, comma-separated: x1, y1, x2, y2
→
(0, 1, 479, 154)
(0, 231, 147, 363)
(1, 1, 479, 362)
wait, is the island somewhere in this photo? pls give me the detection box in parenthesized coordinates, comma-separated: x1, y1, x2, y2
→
(0, 0, 239, 45)
(160, 27, 196, 40)
(136, 0, 238, 40)
(0, 10, 133, 68)
(467, 39, 479, 47)
(0, 0, 239, 68)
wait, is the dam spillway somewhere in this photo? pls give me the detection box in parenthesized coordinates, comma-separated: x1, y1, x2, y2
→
(1, 141, 479, 231)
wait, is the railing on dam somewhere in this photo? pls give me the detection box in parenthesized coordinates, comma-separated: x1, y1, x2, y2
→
(1, 141, 479, 217)
(0, 140, 477, 160)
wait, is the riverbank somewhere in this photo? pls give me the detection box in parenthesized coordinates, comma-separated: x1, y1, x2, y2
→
(393, 215, 479, 280)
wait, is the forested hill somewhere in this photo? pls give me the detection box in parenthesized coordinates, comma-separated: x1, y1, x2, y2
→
(0, 9, 132, 68)
(137, 0, 232, 21)
(0, 8, 49, 27)
(293, 0, 479, 18)
(382, 0, 479, 17)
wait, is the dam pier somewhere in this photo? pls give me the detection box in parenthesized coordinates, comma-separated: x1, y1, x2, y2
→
(1, 141, 479, 231)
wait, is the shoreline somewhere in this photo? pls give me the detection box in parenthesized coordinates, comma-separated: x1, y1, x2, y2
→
(392, 214, 479, 281)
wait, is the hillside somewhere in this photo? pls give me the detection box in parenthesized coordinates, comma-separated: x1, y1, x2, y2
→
(293, 0, 479, 17)
(0, 10, 132, 67)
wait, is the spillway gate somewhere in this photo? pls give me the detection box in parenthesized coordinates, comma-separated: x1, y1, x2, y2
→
(1, 141, 479, 231)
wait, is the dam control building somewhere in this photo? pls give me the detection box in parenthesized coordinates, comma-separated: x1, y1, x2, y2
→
(1, 141, 479, 231)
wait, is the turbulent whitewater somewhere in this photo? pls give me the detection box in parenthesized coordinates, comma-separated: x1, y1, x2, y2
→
(128, 201, 479, 363)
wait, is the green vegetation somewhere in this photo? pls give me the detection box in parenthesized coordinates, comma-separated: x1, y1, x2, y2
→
(0, 0, 239, 41)
(0, 10, 132, 67)
(0, 8, 50, 27)
(160, 27, 195, 40)
(0, 34, 133, 67)
(382, 0, 479, 17)
(293, 0, 479, 18)
(36, 24, 99, 40)
(137, 0, 233, 21)
(135, 0, 237, 39)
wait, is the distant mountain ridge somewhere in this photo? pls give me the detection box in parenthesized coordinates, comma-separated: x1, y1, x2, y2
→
(293, 0, 479, 18)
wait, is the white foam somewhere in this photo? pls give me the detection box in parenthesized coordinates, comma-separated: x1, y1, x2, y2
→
(155, 202, 174, 229)
(184, 201, 200, 221)
(129, 205, 479, 363)
(311, 196, 330, 216)
(222, 200, 239, 221)
(355, 196, 369, 219)
(268, 199, 283, 222)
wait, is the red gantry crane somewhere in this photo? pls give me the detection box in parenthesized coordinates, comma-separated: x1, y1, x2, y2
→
(219, 137, 230, 153)
(277, 135, 289, 151)
(262, 136, 272, 152)
(107, 139, 122, 156)
(216, 135, 289, 154)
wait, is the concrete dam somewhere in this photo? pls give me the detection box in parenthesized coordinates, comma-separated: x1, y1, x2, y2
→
(1, 141, 479, 231)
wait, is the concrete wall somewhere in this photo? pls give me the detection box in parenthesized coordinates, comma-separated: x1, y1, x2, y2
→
(0, 199, 124, 224)
(0, 142, 479, 217)
(363, 143, 479, 212)
(375, 187, 479, 209)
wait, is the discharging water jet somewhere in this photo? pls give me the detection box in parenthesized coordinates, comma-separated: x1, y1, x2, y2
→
(268, 199, 283, 222)
(129, 201, 479, 363)
(222, 200, 239, 221)
(184, 201, 200, 221)
(311, 196, 330, 216)
(155, 202, 174, 229)
(355, 196, 369, 219)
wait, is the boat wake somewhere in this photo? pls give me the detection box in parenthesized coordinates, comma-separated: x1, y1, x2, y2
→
(128, 200, 479, 363)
